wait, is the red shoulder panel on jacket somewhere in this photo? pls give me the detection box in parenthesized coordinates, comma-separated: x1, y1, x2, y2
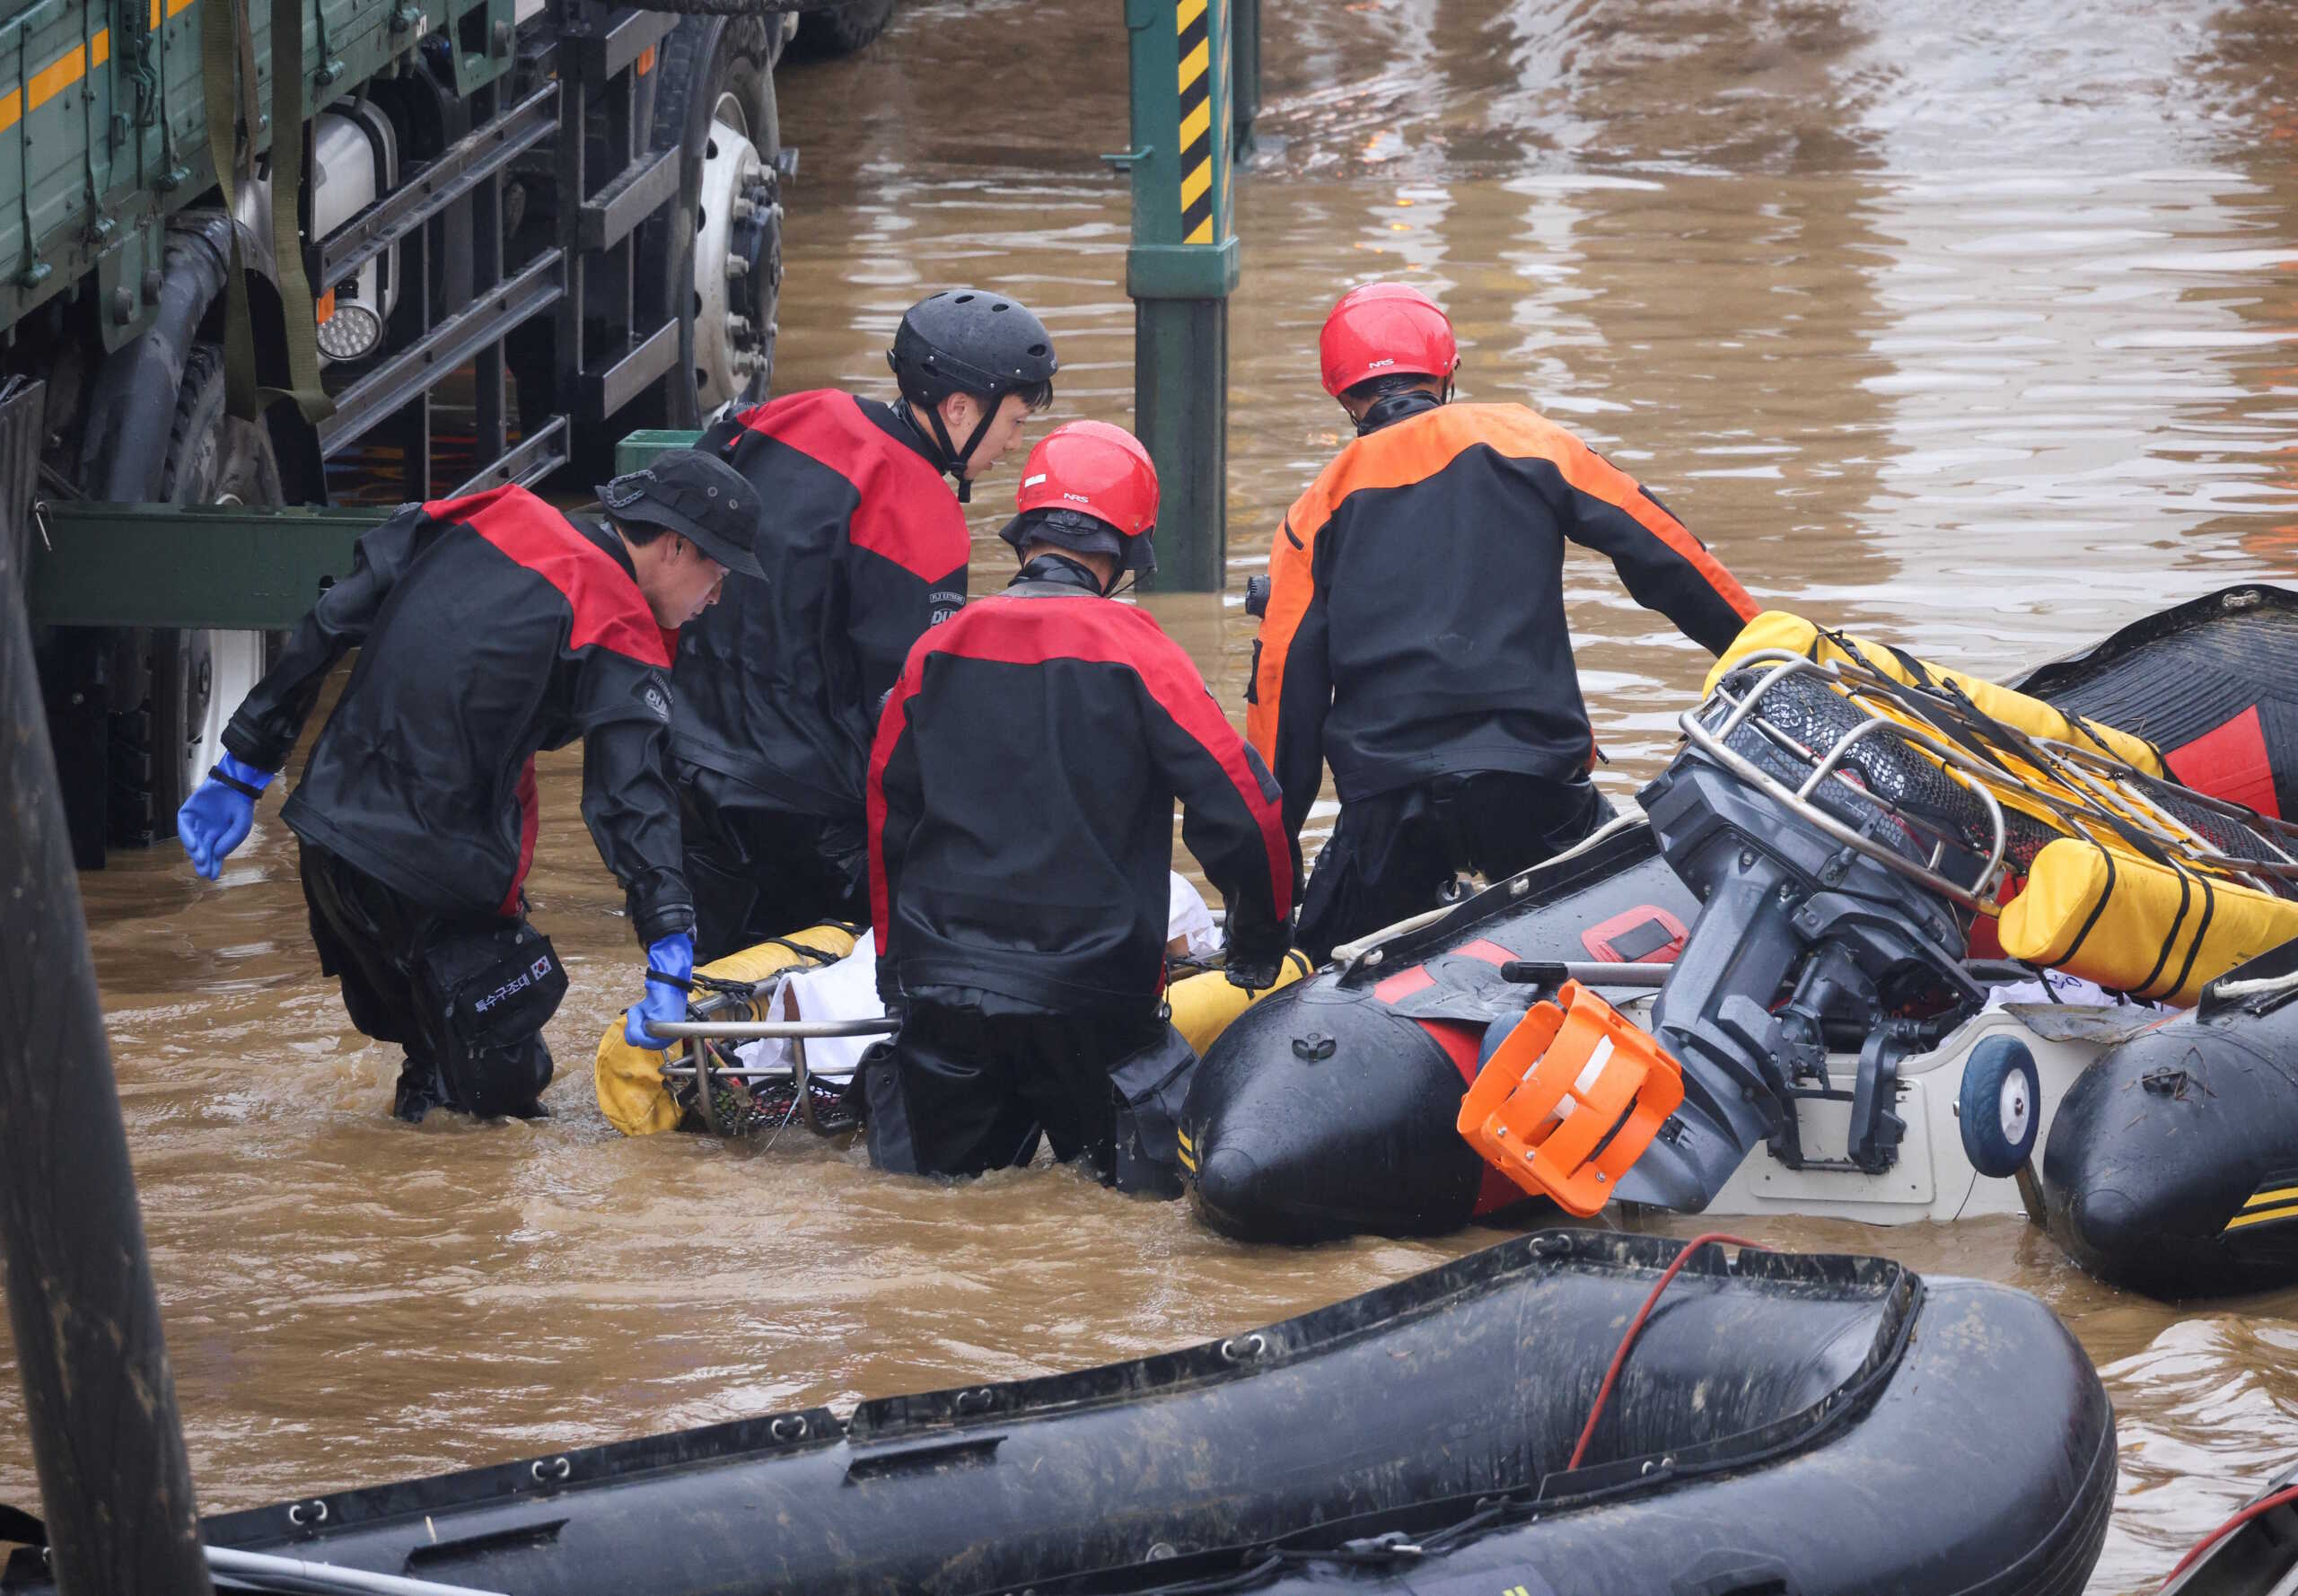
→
(424, 486, 671, 667)
(738, 390, 965, 578)
(913, 597, 1294, 918)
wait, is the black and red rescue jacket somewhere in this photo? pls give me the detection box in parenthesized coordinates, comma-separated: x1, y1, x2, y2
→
(1248, 400, 1759, 843)
(676, 390, 969, 818)
(869, 556, 1301, 1013)
(222, 487, 692, 944)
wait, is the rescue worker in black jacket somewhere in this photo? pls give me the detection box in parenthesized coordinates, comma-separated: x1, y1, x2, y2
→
(864, 421, 1300, 1195)
(1249, 282, 1759, 961)
(174, 452, 765, 1122)
(674, 288, 1058, 960)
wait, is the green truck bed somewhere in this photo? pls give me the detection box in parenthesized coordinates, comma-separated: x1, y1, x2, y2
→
(0, 0, 509, 344)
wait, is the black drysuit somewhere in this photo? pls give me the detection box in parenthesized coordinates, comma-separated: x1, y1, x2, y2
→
(864, 555, 1301, 1192)
(674, 390, 969, 958)
(223, 486, 690, 1118)
(1247, 399, 1759, 959)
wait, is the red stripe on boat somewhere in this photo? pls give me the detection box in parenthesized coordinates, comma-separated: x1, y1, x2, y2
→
(1453, 939, 1514, 967)
(1373, 965, 1435, 1004)
(2166, 706, 2281, 820)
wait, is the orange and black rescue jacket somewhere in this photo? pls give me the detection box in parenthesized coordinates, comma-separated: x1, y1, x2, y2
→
(1246, 401, 1757, 841)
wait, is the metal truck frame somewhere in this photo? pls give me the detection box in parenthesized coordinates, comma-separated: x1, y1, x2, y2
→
(4, 0, 821, 865)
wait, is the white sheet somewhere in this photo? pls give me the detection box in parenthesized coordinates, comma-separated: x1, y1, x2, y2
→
(732, 875, 1224, 1079)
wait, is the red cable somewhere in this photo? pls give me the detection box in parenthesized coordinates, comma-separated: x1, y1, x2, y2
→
(1566, 1232, 1765, 1474)
(2158, 1482, 2298, 1590)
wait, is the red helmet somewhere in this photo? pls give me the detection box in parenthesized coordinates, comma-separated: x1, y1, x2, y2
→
(1002, 421, 1162, 581)
(1013, 420, 1160, 536)
(1318, 282, 1459, 398)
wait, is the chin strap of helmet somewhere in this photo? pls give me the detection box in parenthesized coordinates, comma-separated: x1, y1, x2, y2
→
(1355, 380, 1452, 437)
(911, 392, 1007, 504)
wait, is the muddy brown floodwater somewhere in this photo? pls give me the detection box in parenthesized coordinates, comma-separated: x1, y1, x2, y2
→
(8, 2, 2298, 1591)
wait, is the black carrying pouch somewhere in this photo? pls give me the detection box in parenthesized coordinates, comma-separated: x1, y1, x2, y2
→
(859, 1039, 921, 1174)
(1109, 1025, 1199, 1199)
(422, 923, 569, 1052)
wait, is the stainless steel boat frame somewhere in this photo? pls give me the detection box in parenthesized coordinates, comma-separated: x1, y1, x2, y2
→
(1683, 650, 2298, 912)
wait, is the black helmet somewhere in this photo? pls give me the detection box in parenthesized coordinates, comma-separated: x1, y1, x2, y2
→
(887, 288, 1057, 499)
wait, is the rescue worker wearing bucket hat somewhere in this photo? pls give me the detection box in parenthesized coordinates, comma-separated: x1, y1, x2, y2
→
(864, 421, 1300, 1195)
(672, 289, 1058, 961)
(1249, 283, 1759, 962)
(175, 452, 763, 1122)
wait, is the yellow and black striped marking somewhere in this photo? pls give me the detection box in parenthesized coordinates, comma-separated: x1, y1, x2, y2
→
(1175, 0, 1216, 244)
(2223, 1181, 2298, 1233)
(0, 0, 197, 134)
(0, 27, 110, 135)
(1177, 1124, 1197, 1174)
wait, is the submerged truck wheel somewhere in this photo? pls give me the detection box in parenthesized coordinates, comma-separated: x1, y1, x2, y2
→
(639, 14, 784, 425)
(106, 344, 283, 846)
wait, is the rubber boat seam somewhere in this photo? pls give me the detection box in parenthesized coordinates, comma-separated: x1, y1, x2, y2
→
(198, 1407, 847, 1548)
(1531, 1263, 1921, 1505)
(1940, 1382, 2117, 1596)
(849, 1236, 1825, 1438)
(846, 1231, 1867, 1439)
(1013, 1265, 1928, 1596)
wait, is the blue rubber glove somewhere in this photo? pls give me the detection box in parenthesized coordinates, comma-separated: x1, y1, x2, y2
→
(177, 752, 274, 881)
(625, 932, 696, 1049)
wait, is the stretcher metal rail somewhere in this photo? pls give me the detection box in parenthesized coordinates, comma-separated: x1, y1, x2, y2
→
(656, 975, 895, 1136)
(650, 1019, 899, 1042)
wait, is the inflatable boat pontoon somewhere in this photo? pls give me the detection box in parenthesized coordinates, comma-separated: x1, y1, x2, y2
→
(0, 1232, 2118, 1596)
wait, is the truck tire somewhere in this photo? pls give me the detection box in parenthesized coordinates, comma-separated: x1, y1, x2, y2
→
(635, 13, 783, 428)
(107, 344, 284, 847)
(793, 0, 895, 58)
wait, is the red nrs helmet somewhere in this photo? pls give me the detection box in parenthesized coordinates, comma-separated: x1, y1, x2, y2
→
(1318, 282, 1459, 398)
(1013, 419, 1160, 535)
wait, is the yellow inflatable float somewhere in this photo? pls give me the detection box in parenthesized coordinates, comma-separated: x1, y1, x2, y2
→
(593, 925, 855, 1136)
(1708, 611, 2167, 776)
(1713, 612, 2298, 1006)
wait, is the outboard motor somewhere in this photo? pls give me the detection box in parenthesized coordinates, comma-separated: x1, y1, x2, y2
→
(1622, 666, 2000, 1209)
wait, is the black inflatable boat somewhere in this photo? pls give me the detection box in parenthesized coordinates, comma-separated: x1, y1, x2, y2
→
(2155, 1456, 2298, 1593)
(2, 1232, 2115, 1596)
(2041, 938, 2298, 1300)
(1183, 816, 1695, 1241)
(1185, 586, 2298, 1277)
(2014, 583, 2298, 820)
(2013, 585, 2298, 1299)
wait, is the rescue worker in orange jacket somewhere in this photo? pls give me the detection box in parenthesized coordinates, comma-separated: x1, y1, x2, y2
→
(1248, 283, 1759, 961)
(865, 422, 1299, 1195)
